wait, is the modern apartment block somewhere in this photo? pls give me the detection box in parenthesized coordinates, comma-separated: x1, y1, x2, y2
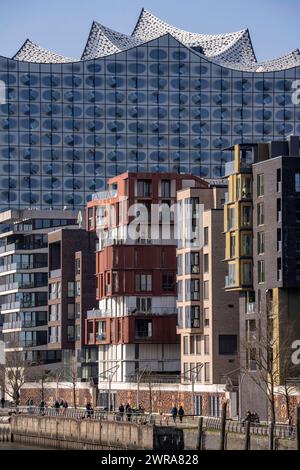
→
(48, 227, 97, 379)
(177, 184, 239, 415)
(86, 171, 207, 406)
(0, 209, 78, 367)
(224, 137, 300, 419)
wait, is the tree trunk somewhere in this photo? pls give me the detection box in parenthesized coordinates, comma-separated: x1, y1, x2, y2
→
(73, 383, 77, 409)
(269, 396, 276, 450)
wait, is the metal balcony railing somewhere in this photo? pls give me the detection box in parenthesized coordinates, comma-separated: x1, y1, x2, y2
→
(92, 189, 118, 201)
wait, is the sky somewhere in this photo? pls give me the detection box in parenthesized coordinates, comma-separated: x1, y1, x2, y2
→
(0, 0, 300, 62)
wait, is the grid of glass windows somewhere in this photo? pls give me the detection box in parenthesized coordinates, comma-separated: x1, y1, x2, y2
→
(1, 34, 300, 210)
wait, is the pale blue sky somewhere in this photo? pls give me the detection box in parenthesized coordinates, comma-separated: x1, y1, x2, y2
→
(1, 0, 299, 61)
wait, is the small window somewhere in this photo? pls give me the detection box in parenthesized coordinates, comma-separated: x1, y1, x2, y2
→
(204, 335, 209, 355)
(67, 304, 75, 320)
(258, 260, 265, 284)
(295, 171, 300, 192)
(257, 232, 265, 255)
(203, 281, 209, 300)
(204, 227, 209, 246)
(257, 203, 264, 226)
(257, 174, 264, 197)
(183, 336, 189, 355)
(203, 254, 209, 273)
(67, 282, 75, 297)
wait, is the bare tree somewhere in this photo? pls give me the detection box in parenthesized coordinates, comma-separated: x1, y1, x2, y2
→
(64, 355, 79, 409)
(241, 292, 299, 447)
(0, 349, 34, 407)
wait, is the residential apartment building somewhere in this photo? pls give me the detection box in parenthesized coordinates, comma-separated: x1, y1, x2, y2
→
(48, 227, 97, 379)
(0, 209, 79, 367)
(224, 137, 300, 419)
(86, 172, 207, 406)
(177, 184, 239, 415)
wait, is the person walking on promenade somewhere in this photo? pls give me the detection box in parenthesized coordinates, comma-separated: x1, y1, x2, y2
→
(171, 405, 178, 423)
(63, 401, 68, 415)
(178, 406, 185, 423)
(40, 400, 45, 416)
(54, 400, 60, 415)
(126, 405, 133, 422)
(86, 402, 92, 418)
(119, 403, 125, 421)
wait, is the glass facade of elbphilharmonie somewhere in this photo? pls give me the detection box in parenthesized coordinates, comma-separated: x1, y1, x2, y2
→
(1, 8, 300, 211)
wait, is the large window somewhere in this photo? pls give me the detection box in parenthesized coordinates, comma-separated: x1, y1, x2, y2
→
(183, 336, 189, 355)
(227, 207, 235, 230)
(136, 274, 152, 292)
(161, 179, 171, 198)
(135, 319, 152, 339)
(185, 279, 200, 301)
(230, 233, 235, 258)
(137, 179, 152, 197)
(67, 282, 75, 297)
(242, 206, 252, 227)
(162, 273, 175, 292)
(242, 233, 252, 256)
(219, 335, 238, 355)
(243, 262, 252, 285)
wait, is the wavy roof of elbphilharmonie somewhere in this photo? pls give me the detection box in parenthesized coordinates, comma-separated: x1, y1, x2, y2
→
(10, 8, 300, 72)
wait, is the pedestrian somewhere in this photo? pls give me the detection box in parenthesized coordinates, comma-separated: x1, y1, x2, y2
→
(126, 405, 132, 422)
(125, 402, 130, 413)
(0, 397, 4, 409)
(63, 401, 68, 415)
(40, 400, 45, 416)
(60, 399, 64, 408)
(171, 405, 178, 423)
(54, 400, 60, 414)
(119, 403, 125, 421)
(86, 402, 92, 418)
(178, 405, 185, 423)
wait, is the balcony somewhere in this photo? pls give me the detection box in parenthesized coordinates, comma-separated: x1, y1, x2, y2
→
(225, 276, 236, 288)
(1, 301, 21, 312)
(49, 268, 61, 279)
(0, 282, 19, 292)
(91, 189, 118, 201)
(0, 243, 15, 254)
(2, 321, 22, 331)
(87, 309, 113, 319)
(49, 335, 60, 344)
(225, 161, 235, 177)
(0, 263, 17, 273)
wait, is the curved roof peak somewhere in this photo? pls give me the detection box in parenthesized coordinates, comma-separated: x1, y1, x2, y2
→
(13, 39, 76, 63)
(132, 8, 257, 64)
(81, 21, 141, 60)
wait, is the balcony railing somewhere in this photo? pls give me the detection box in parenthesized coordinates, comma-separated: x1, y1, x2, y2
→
(1, 301, 21, 311)
(0, 263, 17, 273)
(224, 161, 235, 177)
(247, 302, 256, 314)
(92, 189, 118, 201)
(225, 276, 236, 288)
(49, 269, 61, 279)
(0, 243, 16, 254)
(2, 321, 22, 331)
(0, 282, 19, 292)
(87, 307, 176, 319)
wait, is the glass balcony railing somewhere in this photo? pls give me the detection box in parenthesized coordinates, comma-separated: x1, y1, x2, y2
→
(225, 161, 235, 176)
(49, 268, 61, 279)
(1, 301, 21, 311)
(0, 243, 16, 254)
(0, 282, 19, 292)
(225, 276, 236, 288)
